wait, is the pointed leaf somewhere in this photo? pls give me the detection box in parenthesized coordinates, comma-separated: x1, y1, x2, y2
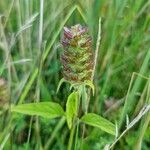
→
(80, 113, 115, 135)
(11, 102, 65, 119)
(84, 80, 95, 95)
(66, 92, 78, 129)
(56, 78, 66, 93)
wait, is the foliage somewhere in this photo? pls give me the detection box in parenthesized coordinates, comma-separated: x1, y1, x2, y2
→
(0, 0, 150, 149)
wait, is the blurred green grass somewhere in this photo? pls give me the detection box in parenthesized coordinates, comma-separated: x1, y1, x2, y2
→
(0, 0, 150, 149)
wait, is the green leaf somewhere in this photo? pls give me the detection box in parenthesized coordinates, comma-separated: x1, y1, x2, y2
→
(66, 92, 78, 129)
(80, 113, 115, 135)
(84, 80, 95, 95)
(56, 78, 66, 93)
(57, 78, 72, 93)
(11, 102, 65, 119)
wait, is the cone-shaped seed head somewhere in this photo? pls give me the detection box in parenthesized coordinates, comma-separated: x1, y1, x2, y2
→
(61, 24, 94, 83)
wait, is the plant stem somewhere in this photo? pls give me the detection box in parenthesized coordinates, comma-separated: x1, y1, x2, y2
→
(81, 85, 88, 147)
(81, 124, 86, 149)
(91, 17, 101, 80)
(134, 80, 150, 150)
(68, 121, 76, 150)
(26, 116, 33, 150)
(44, 117, 66, 149)
(134, 113, 150, 150)
(74, 118, 79, 150)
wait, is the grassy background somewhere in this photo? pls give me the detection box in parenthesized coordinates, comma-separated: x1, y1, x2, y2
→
(0, 0, 150, 149)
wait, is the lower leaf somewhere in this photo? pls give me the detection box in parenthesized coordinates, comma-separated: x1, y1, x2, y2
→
(80, 113, 115, 135)
(11, 102, 65, 119)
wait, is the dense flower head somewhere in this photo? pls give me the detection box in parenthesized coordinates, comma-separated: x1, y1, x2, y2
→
(61, 24, 94, 83)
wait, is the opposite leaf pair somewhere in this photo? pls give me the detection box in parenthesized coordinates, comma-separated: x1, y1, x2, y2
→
(11, 100, 115, 136)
